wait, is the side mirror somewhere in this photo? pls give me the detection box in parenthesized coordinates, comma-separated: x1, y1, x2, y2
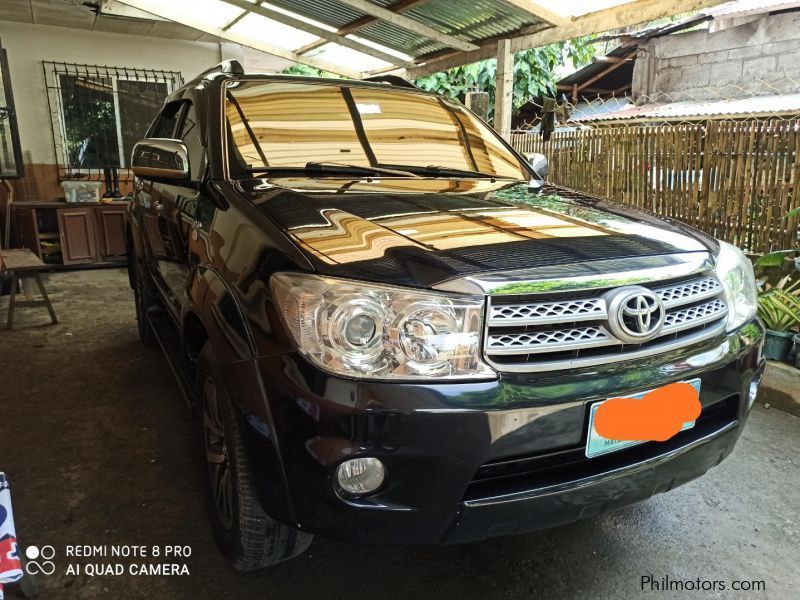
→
(526, 152, 549, 181)
(131, 138, 189, 181)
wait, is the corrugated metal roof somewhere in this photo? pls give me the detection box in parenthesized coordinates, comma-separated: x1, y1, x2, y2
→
(573, 93, 800, 122)
(571, 97, 634, 119)
(558, 45, 636, 87)
(265, 0, 545, 59)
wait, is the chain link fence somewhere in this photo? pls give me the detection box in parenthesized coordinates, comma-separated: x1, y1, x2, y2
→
(511, 78, 800, 254)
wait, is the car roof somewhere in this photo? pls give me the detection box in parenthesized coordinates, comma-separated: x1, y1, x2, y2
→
(169, 72, 431, 104)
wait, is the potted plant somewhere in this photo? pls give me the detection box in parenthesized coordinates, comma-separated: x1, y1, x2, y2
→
(757, 276, 800, 361)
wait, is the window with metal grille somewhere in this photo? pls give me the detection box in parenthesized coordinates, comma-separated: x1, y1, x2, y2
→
(43, 62, 183, 182)
(1, 43, 23, 179)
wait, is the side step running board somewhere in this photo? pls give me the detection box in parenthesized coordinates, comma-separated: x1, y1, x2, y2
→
(146, 307, 195, 406)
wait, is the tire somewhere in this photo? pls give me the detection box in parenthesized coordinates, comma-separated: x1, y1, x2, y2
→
(196, 342, 312, 571)
(133, 264, 158, 348)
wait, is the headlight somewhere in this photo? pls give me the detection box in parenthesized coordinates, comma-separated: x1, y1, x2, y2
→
(715, 241, 757, 332)
(270, 273, 496, 380)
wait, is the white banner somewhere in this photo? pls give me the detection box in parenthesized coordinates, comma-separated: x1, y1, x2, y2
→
(0, 473, 23, 585)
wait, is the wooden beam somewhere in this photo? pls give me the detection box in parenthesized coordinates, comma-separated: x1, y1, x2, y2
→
(220, 0, 413, 68)
(557, 84, 613, 94)
(576, 50, 636, 92)
(295, 0, 432, 55)
(221, 0, 261, 31)
(334, 0, 479, 52)
(494, 39, 513, 140)
(114, 0, 362, 78)
(502, 1, 571, 26)
(405, 0, 726, 78)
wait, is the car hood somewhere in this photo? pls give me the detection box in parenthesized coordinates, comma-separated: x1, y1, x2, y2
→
(239, 178, 714, 290)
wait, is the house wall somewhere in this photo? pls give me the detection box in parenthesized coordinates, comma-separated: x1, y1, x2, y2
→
(0, 21, 291, 202)
(632, 11, 800, 102)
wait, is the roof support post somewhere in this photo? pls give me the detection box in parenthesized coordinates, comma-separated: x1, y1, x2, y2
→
(494, 39, 513, 140)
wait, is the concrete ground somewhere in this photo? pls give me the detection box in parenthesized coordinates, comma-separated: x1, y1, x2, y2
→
(1, 269, 798, 600)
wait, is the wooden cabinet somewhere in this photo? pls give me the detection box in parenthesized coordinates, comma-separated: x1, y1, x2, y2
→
(95, 205, 128, 258)
(13, 201, 128, 268)
(58, 206, 97, 265)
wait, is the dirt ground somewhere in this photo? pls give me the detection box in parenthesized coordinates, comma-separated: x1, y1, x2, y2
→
(1, 269, 798, 600)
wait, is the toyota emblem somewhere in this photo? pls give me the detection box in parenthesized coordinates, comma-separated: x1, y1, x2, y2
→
(604, 286, 665, 344)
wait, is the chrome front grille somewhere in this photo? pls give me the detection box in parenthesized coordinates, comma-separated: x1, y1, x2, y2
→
(484, 272, 728, 372)
(489, 298, 606, 325)
(487, 326, 612, 354)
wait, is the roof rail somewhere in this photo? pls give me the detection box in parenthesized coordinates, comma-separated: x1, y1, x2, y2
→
(197, 59, 245, 80)
(363, 75, 417, 89)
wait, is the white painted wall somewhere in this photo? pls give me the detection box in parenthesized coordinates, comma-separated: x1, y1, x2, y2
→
(0, 21, 224, 164)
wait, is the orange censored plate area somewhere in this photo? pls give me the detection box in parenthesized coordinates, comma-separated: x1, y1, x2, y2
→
(585, 380, 702, 458)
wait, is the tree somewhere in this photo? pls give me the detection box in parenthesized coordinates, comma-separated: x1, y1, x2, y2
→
(281, 64, 341, 78)
(413, 37, 596, 124)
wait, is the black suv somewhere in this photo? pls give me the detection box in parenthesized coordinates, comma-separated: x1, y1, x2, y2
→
(127, 60, 765, 570)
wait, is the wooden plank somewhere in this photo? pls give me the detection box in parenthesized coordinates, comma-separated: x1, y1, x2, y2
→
(503, 1, 570, 26)
(790, 120, 800, 248)
(739, 122, 757, 251)
(783, 120, 799, 247)
(0, 248, 45, 272)
(577, 50, 637, 93)
(766, 121, 782, 251)
(494, 39, 514, 140)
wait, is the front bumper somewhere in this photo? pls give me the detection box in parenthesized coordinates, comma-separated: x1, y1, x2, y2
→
(250, 321, 764, 545)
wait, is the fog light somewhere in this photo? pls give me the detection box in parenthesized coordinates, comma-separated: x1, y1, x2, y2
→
(336, 458, 385, 495)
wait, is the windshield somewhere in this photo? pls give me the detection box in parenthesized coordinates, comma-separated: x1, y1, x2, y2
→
(224, 80, 528, 180)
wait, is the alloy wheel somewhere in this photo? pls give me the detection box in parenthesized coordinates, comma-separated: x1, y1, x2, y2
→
(202, 377, 234, 530)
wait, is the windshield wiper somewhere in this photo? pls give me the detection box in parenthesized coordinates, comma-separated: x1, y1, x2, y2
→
(246, 162, 420, 178)
(305, 162, 420, 178)
(383, 164, 503, 179)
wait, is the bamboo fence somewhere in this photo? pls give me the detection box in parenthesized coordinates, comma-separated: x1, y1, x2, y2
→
(511, 119, 800, 254)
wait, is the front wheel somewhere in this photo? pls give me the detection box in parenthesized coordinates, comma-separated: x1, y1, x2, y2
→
(196, 342, 312, 571)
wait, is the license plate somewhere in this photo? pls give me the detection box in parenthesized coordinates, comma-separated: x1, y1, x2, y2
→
(585, 379, 701, 458)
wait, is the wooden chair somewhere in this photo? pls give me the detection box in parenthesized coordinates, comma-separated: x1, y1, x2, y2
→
(1, 181, 58, 330)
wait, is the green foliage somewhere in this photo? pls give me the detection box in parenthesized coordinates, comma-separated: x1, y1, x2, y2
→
(758, 275, 800, 332)
(413, 37, 596, 123)
(281, 64, 341, 79)
(756, 252, 789, 268)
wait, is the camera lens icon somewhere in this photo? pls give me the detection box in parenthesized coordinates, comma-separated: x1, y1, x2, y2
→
(25, 545, 56, 575)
